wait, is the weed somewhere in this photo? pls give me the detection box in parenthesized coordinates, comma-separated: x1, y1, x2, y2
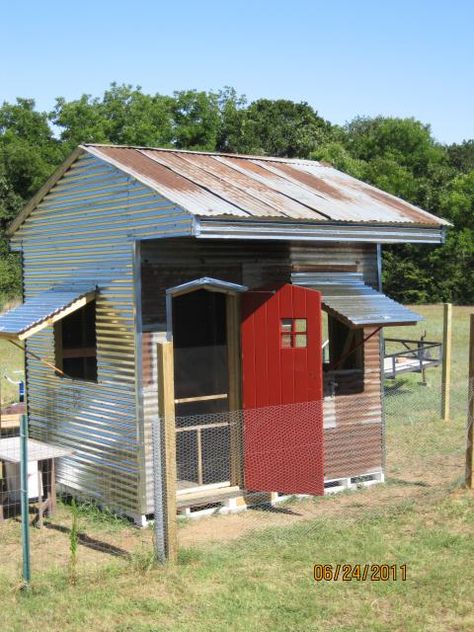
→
(68, 499, 79, 585)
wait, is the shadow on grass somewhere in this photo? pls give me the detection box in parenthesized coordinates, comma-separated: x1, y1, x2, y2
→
(384, 378, 413, 396)
(44, 522, 131, 559)
(248, 503, 303, 516)
(386, 477, 430, 488)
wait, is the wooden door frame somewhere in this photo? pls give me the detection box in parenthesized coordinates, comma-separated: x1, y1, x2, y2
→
(165, 278, 246, 493)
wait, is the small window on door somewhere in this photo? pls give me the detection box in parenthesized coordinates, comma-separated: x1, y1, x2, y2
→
(55, 301, 98, 381)
(280, 318, 307, 348)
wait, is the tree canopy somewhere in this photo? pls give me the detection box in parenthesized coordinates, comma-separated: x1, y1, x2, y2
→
(0, 84, 472, 305)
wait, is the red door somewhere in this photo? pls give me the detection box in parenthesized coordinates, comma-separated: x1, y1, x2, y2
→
(241, 283, 324, 495)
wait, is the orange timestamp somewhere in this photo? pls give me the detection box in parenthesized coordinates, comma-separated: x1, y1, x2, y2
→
(313, 564, 407, 582)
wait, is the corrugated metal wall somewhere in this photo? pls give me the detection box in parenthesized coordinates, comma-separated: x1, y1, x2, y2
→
(11, 152, 193, 518)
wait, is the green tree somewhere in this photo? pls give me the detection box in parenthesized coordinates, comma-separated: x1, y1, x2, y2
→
(171, 90, 221, 150)
(310, 140, 367, 179)
(228, 99, 333, 157)
(51, 83, 175, 150)
(447, 140, 474, 173)
(0, 98, 60, 298)
(216, 87, 248, 154)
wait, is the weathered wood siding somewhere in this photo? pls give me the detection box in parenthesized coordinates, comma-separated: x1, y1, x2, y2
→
(322, 329, 383, 479)
(290, 242, 383, 480)
(141, 239, 383, 508)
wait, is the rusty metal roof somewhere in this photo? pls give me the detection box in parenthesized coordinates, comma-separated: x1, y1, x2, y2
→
(293, 272, 423, 327)
(83, 144, 448, 227)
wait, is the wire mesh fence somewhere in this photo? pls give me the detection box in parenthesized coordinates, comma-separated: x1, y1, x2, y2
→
(0, 372, 471, 587)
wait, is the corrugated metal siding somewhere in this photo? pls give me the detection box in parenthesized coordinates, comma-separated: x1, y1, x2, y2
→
(10, 152, 193, 517)
(290, 241, 378, 284)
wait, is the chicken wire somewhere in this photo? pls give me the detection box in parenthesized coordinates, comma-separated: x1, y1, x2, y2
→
(0, 374, 471, 581)
(151, 371, 472, 555)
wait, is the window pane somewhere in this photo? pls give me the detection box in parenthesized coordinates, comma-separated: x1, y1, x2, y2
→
(295, 334, 307, 348)
(294, 318, 307, 333)
(281, 319, 293, 333)
(281, 334, 293, 348)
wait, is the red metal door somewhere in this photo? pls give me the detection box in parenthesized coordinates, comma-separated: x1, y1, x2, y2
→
(241, 283, 324, 495)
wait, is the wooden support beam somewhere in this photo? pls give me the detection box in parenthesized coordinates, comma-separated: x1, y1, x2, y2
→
(16, 293, 96, 341)
(441, 303, 452, 421)
(174, 393, 228, 405)
(226, 294, 243, 488)
(156, 341, 178, 562)
(465, 314, 474, 489)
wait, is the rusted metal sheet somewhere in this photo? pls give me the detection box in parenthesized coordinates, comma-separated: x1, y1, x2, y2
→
(85, 145, 449, 227)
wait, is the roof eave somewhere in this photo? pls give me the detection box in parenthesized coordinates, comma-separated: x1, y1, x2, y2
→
(193, 217, 447, 244)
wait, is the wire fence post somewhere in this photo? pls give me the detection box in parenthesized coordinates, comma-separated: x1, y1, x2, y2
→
(152, 415, 165, 564)
(465, 314, 474, 489)
(441, 302, 452, 421)
(153, 341, 177, 563)
(20, 413, 31, 586)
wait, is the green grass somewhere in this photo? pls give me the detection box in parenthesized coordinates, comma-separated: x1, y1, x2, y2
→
(0, 295, 23, 407)
(0, 491, 472, 632)
(0, 338, 23, 407)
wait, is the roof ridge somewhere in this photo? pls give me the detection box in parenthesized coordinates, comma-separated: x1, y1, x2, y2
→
(81, 143, 319, 165)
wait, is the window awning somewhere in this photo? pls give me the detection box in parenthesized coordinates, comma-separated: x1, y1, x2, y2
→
(293, 273, 422, 328)
(0, 284, 97, 341)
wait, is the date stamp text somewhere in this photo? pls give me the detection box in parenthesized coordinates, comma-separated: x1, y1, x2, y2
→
(313, 564, 407, 582)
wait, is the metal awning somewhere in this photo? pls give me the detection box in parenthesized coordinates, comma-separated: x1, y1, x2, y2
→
(293, 273, 422, 328)
(0, 284, 97, 340)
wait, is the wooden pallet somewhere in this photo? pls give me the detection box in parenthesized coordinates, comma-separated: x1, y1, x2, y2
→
(173, 469, 386, 518)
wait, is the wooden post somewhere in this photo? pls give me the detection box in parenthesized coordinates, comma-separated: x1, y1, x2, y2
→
(226, 294, 243, 488)
(465, 315, 474, 489)
(441, 303, 452, 421)
(156, 341, 177, 562)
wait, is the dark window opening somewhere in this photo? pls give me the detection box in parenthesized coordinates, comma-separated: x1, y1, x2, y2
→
(322, 312, 364, 396)
(55, 301, 98, 381)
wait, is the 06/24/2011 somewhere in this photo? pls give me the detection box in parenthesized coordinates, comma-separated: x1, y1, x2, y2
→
(313, 564, 407, 582)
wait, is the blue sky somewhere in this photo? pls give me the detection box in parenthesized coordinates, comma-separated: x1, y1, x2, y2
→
(1, 0, 473, 144)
